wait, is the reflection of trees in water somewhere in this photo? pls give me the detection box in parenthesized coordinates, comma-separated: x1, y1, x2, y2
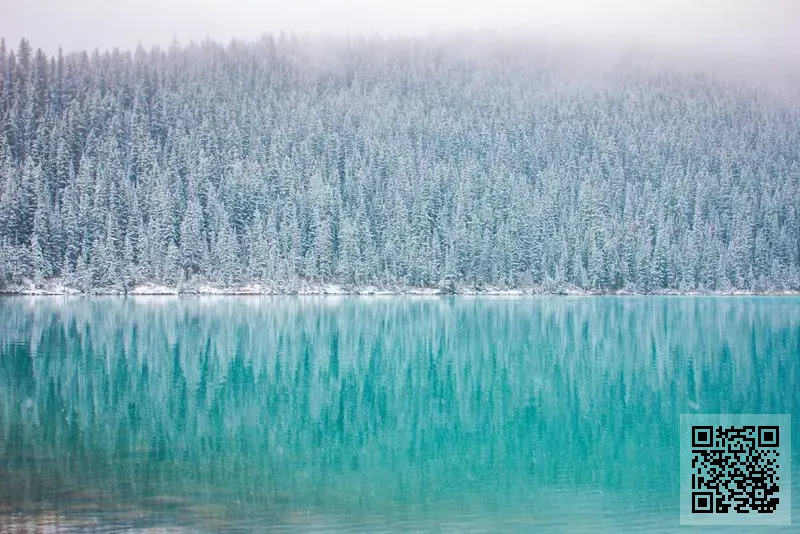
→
(0, 297, 797, 513)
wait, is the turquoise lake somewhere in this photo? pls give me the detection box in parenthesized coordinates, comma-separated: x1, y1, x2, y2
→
(0, 296, 798, 532)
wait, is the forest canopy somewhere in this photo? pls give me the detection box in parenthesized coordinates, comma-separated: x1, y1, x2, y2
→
(0, 35, 798, 292)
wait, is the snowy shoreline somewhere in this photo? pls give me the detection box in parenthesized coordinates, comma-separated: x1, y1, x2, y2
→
(2, 280, 798, 297)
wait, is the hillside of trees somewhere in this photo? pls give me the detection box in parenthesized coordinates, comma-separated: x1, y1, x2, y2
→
(0, 35, 798, 293)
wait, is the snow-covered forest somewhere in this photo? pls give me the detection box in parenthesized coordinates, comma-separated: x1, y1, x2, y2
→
(0, 35, 798, 293)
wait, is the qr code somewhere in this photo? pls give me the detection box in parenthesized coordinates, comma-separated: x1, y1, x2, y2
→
(681, 414, 791, 526)
(691, 425, 780, 513)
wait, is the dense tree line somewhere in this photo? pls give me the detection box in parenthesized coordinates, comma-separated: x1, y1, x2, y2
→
(0, 35, 798, 292)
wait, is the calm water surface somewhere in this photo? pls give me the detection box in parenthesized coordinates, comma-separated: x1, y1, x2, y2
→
(0, 296, 798, 532)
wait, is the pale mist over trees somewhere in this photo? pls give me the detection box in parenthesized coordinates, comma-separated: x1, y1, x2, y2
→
(0, 35, 798, 293)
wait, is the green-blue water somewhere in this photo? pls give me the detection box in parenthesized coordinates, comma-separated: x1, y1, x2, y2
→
(0, 296, 798, 532)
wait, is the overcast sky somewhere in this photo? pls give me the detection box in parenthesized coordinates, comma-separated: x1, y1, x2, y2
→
(1, 0, 799, 60)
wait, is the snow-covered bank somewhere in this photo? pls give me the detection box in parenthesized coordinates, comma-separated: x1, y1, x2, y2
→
(1, 279, 798, 296)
